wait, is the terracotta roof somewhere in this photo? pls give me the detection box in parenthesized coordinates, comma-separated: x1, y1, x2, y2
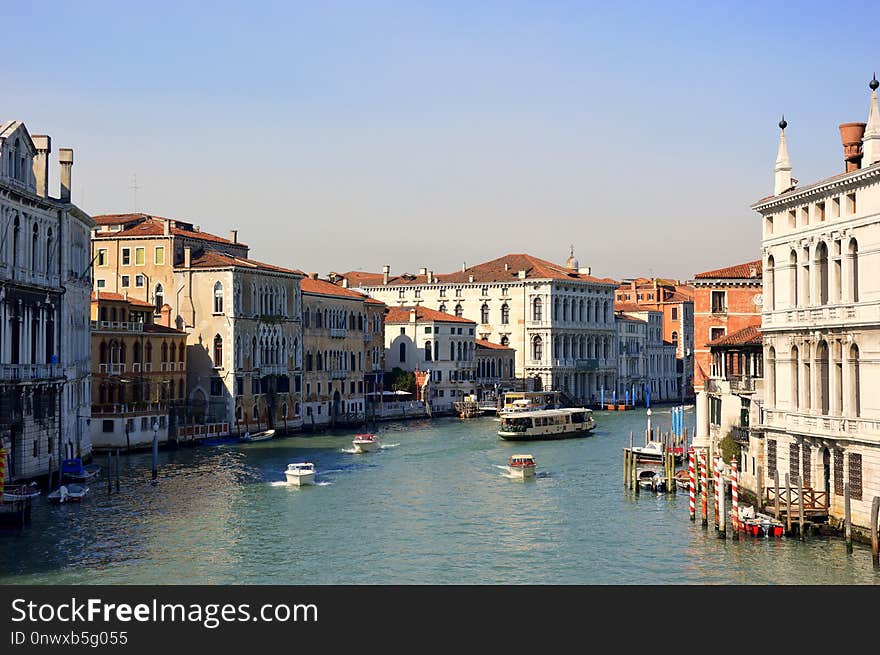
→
(185, 250, 303, 276)
(707, 325, 763, 348)
(301, 277, 373, 300)
(618, 313, 647, 323)
(365, 297, 386, 306)
(339, 253, 618, 287)
(384, 306, 476, 324)
(92, 215, 247, 248)
(90, 291, 154, 308)
(693, 362, 709, 387)
(614, 302, 644, 313)
(142, 323, 186, 335)
(475, 339, 513, 351)
(694, 260, 762, 280)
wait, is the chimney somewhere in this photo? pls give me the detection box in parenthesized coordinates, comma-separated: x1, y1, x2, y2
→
(462, 262, 467, 272)
(58, 148, 74, 202)
(578, 266, 592, 275)
(468, 275, 474, 283)
(32, 135, 51, 197)
(184, 247, 191, 268)
(839, 122, 866, 172)
(309, 272, 319, 280)
(160, 303, 172, 327)
(504, 263, 509, 271)
(419, 267, 427, 275)
(517, 270, 527, 279)
(427, 270, 434, 284)
(342, 278, 349, 288)
(163, 220, 170, 236)
(410, 308, 418, 323)
(230, 229, 238, 244)
(382, 265, 390, 285)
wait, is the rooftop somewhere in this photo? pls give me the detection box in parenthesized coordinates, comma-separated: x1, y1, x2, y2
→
(184, 250, 303, 276)
(475, 339, 514, 351)
(92, 214, 247, 248)
(301, 276, 374, 300)
(707, 325, 763, 348)
(385, 306, 476, 325)
(90, 291, 154, 308)
(694, 260, 762, 280)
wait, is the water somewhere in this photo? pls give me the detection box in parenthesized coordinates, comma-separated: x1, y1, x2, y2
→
(1, 408, 877, 584)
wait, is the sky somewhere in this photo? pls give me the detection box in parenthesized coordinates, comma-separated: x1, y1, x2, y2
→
(5, 1, 879, 281)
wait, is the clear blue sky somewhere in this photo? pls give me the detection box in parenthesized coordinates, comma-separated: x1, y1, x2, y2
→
(6, 1, 879, 280)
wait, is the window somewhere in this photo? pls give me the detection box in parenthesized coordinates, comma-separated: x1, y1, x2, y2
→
(154, 284, 164, 313)
(439, 303, 447, 314)
(481, 286, 488, 296)
(711, 290, 726, 313)
(439, 288, 446, 297)
(816, 202, 825, 222)
(155, 246, 165, 265)
(213, 334, 223, 368)
(425, 342, 432, 361)
(710, 327, 725, 342)
(424, 326, 432, 334)
(501, 303, 509, 324)
(96, 249, 108, 266)
(847, 192, 856, 215)
(135, 274, 145, 288)
(532, 298, 542, 322)
(214, 281, 224, 314)
(399, 342, 406, 363)
(671, 331, 678, 349)
(481, 303, 490, 324)
(832, 196, 840, 218)
(765, 215, 773, 235)
(135, 247, 145, 266)
(121, 248, 131, 266)
(96, 279, 106, 289)
(399, 327, 405, 335)
(398, 289, 405, 299)
(210, 378, 223, 396)
(121, 275, 130, 288)
(102, 420, 114, 433)
(671, 307, 678, 320)
(788, 210, 796, 228)
(454, 304, 463, 317)
(532, 336, 543, 360)
(500, 335, 509, 346)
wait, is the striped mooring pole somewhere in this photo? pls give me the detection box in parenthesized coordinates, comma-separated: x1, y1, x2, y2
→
(700, 449, 708, 526)
(731, 459, 739, 537)
(688, 448, 695, 521)
(714, 456, 721, 529)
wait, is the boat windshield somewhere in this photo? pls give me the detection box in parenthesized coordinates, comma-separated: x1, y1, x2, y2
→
(500, 416, 533, 432)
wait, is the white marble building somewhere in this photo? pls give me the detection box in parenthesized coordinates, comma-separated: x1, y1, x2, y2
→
(751, 78, 880, 529)
(0, 120, 94, 480)
(336, 251, 618, 403)
(615, 308, 678, 404)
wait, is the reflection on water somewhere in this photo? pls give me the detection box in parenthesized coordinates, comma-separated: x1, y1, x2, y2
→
(1, 409, 878, 584)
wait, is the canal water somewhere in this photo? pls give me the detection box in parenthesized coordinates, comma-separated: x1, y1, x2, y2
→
(1, 407, 877, 584)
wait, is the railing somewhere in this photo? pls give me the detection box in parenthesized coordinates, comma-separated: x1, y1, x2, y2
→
(764, 301, 877, 327)
(765, 486, 829, 515)
(7, 267, 62, 290)
(90, 320, 144, 332)
(91, 402, 167, 416)
(0, 363, 64, 381)
(258, 364, 288, 375)
(552, 358, 612, 370)
(730, 425, 750, 445)
(329, 328, 347, 338)
(711, 305, 728, 315)
(729, 375, 759, 393)
(331, 369, 347, 379)
(763, 409, 880, 439)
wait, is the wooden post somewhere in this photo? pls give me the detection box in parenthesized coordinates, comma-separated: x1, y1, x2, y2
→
(871, 496, 879, 569)
(785, 473, 792, 536)
(115, 449, 121, 493)
(714, 456, 721, 529)
(623, 448, 629, 488)
(688, 448, 695, 521)
(845, 482, 853, 554)
(797, 473, 805, 540)
(107, 450, 112, 494)
(774, 470, 780, 521)
(629, 432, 634, 490)
(757, 465, 764, 512)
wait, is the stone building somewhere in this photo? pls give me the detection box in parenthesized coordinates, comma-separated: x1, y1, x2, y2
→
(474, 339, 516, 403)
(383, 306, 476, 414)
(336, 250, 618, 403)
(301, 275, 375, 427)
(747, 78, 880, 529)
(363, 296, 386, 397)
(691, 260, 763, 391)
(615, 277, 694, 398)
(614, 306, 679, 403)
(90, 292, 187, 449)
(0, 120, 93, 481)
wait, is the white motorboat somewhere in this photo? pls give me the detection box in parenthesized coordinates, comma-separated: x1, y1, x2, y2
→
(2, 482, 41, 502)
(352, 433, 380, 453)
(637, 468, 666, 492)
(47, 484, 90, 503)
(284, 463, 316, 486)
(498, 408, 595, 441)
(625, 440, 684, 464)
(240, 429, 276, 443)
(506, 454, 537, 480)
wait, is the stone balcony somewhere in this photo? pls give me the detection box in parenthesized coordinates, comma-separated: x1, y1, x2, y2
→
(763, 409, 880, 443)
(329, 328, 347, 338)
(91, 320, 145, 333)
(762, 301, 878, 330)
(0, 363, 64, 381)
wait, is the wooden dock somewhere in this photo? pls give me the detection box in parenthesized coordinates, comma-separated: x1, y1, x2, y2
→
(764, 486, 829, 520)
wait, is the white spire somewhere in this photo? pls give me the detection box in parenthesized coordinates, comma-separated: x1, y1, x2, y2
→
(774, 116, 792, 195)
(863, 75, 880, 167)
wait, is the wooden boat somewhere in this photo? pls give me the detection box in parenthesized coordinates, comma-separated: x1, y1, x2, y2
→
(47, 484, 90, 503)
(637, 468, 666, 492)
(240, 429, 275, 443)
(673, 469, 690, 491)
(2, 482, 41, 502)
(60, 458, 101, 482)
(352, 433, 380, 453)
(506, 454, 537, 480)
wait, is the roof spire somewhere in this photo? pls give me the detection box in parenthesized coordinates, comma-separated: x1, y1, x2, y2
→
(863, 74, 880, 167)
(774, 115, 792, 195)
(565, 245, 579, 270)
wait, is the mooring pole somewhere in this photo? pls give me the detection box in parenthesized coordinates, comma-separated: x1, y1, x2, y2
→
(731, 459, 739, 540)
(798, 474, 805, 540)
(774, 470, 780, 522)
(845, 482, 853, 554)
(688, 448, 695, 521)
(785, 473, 792, 536)
(871, 496, 879, 569)
(115, 449, 121, 493)
(757, 465, 764, 512)
(700, 450, 708, 527)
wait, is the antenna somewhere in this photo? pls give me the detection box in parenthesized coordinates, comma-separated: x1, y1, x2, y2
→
(130, 173, 141, 212)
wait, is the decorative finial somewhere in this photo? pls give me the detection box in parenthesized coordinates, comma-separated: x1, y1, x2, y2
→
(569, 244, 574, 258)
(779, 115, 787, 130)
(870, 74, 879, 91)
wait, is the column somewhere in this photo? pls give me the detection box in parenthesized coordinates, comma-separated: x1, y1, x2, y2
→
(841, 342, 851, 417)
(693, 390, 710, 450)
(809, 244, 818, 307)
(811, 342, 821, 415)
(841, 240, 852, 304)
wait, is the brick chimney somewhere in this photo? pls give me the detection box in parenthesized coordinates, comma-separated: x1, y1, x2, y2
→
(427, 270, 434, 284)
(839, 122, 866, 172)
(230, 229, 238, 244)
(160, 303, 172, 327)
(58, 148, 73, 202)
(309, 272, 319, 280)
(32, 135, 51, 197)
(163, 220, 170, 236)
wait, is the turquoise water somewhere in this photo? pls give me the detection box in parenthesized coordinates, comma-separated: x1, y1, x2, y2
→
(1, 407, 877, 584)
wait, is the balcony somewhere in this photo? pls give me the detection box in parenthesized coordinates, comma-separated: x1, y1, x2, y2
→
(90, 320, 144, 333)
(98, 363, 126, 375)
(729, 375, 760, 393)
(763, 409, 880, 441)
(92, 402, 168, 417)
(258, 364, 288, 375)
(730, 425, 750, 445)
(552, 358, 613, 370)
(763, 301, 874, 329)
(331, 369, 347, 379)
(330, 328, 347, 338)
(0, 363, 64, 381)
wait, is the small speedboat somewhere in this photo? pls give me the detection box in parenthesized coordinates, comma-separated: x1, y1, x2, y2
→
(352, 433, 380, 453)
(506, 454, 537, 479)
(285, 463, 316, 486)
(673, 469, 690, 491)
(626, 441, 684, 464)
(240, 429, 276, 443)
(637, 468, 666, 492)
(47, 484, 90, 503)
(60, 458, 101, 482)
(2, 482, 41, 502)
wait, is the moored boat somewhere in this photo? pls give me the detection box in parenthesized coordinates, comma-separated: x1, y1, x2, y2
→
(47, 484, 90, 503)
(506, 454, 537, 479)
(624, 440, 684, 464)
(352, 433, 380, 453)
(2, 482, 41, 502)
(498, 408, 595, 441)
(60, 458, 101, 482)
(284, 463, 316, 486)
(637, 468, 666, 492)
(240, 429, 276, 443)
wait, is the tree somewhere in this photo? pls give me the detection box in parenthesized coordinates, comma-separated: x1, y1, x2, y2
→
(385, 367, 415, 394)
(719, 432, 741, 465)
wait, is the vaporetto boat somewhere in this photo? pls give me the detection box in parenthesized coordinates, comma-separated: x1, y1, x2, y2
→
(497, 408, 595, 441)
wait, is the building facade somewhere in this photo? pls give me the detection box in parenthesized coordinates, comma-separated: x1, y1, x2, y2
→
(90, 292, 187, 449)
(614, 307, 678, 403)
(383, 306, 476, 414)
(0, 120, 93, 481)
(337, 251, 618, 403)
(474, 339, 516, 403)
(691, 260, 763, 391)
(751, 80, 880, 529)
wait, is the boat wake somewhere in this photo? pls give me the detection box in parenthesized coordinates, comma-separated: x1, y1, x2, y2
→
(269, 481, 289, 487)
(339, 447, 358, 454)
(380, 443, 400, 449)
(314, 481, 333, 486)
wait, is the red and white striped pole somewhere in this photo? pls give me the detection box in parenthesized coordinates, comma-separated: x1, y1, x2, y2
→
(731, 459, 739, 535)
(714, 456, 721, 529)
(700, 449, 708, 526)
(688, 448, 695, 521)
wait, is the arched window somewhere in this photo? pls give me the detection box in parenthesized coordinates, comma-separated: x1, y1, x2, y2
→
(767, 347, 776, 408)
(533, 298, 542, 322)
(500, 335, 509, 346)
(766, 255, 775, 311)
(425, 341, 432, 361)
(532, 336, 543, 361)
(449, 342, 455, 360)
(161, 342, 168, 363)
(849, 238, 859, 302)
(133, 342, 142, 363)
(790, 345, 799, 410)
(815, 243, 829, 305)
(31, 223, 38, 272)
(439, 303, 447, 314)
(671, 331, 678, 349)
(213, 334, 223, 368)
(501, 303, 509, 324)
(849, 343, 860, 417)
(214, 281, 224, 313)
(99, 341, 108, 364)
(155, 283, 164, 314)
(145, 342, 152, 365)
(304, 307, 310, 328)
(454, 304, 463, 317)
(12, 216, 20, 268)
(46, 228, 53, 274)
(457, 342, 463, 360)
(789, 250, 798, 307)
(817, 340, 829, 415)
(399, 342, 407, 363)
(316, 352, 323, 370)
(481, 303, 490, 324)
